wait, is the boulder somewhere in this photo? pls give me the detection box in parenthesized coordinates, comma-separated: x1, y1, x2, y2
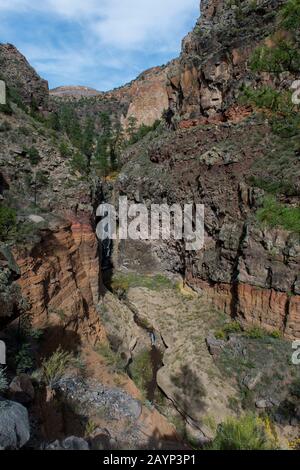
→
(206, 334, 226, 356)
(44, 436, 89, 450)
(9, 374, 35, 404)
(255, 399, 273, 409)
(0, 399, 30, 449)
(243, 371, 262, 391)
(28, 214, 45, 224)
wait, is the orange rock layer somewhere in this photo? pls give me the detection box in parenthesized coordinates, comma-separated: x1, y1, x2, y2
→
(14, 217, 105, 346)
(187, 277, 300, 339)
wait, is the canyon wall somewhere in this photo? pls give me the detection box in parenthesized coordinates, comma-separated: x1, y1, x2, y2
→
(167, 0, 285, 120)
(108, 0, 300, 339)
(14, 216, 104, 346)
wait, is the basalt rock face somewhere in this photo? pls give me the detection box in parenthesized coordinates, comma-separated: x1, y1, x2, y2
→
(167, 0, 284, 120)
(111, 117, 300, 338)
(0, 43, 49, 110)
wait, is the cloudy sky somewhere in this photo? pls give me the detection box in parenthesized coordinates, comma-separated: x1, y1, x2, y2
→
(0, 0, 199, 91)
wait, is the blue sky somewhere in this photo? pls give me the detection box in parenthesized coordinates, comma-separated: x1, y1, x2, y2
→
(0, 0, 199, 91)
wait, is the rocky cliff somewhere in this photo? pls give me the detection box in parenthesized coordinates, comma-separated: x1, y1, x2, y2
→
(0, 44, 49, 110)
(167, 0, 285, 120)
(108, 0, 300, 340)
(50, 64, 173, 130)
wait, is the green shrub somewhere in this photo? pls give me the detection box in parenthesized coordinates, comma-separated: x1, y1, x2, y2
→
(41, 347, 73, 387)
(280, 0, 300, 29)
(250, 39, 300, 75)
(239, 85, 291, 112)
(128, 120, 161, 145)
(239, 85, 300, 137)
(0, 205, 16, 240)
(248, 176, 296, 197)
(257, 196, 300, 234)
(215, 321, 242, 340)
(129, 349, 152, 398)
(209, 414, 276, 450)
(69, 151, 89, 176)
(59, 141, 70, 158)
(16, 343, 34, 374)
(23, 146, 41, 165)
(0, 368, 8, 393)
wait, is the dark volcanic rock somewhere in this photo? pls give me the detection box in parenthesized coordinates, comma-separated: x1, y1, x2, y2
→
(0, 43, 49, 109)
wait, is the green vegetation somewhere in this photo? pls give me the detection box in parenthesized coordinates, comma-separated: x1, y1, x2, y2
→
(250, 37, 300, 75)
(14, 315, 43, 374)
(126, 117, 161, 145)
(92, 112, 124, 176)
(41, 347, 73, 387)
(0, 102, 12, 115)
(240, 84, 300, 138)
(257, 195, 300, 234)
(239, 85, 291, 113)
(15, 343, 34, 374)
(0, 205, 16, 240)
(0, 368, 8, 393)
(84, 419, 97, 438)
(23, 146, 41, 165)
(215, 321, 242, 340)
(111, 272, 177, 293)
(19, 314, 43, 342)
(209, 414, 277, 450)
(246, 325, 282, 340)
(59, 141, 70, 158)
(247, 176, 296, 197)
(250, 0, 300, 74)
(281, 0, 300, 29)
(69, 151, 89, 176)
(129, 349, 152, 399)
(95, 342, 125, 372)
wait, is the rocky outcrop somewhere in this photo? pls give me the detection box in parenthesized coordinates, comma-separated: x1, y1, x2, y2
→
(0, 245, 26, 325)
(14, 216, 105, 346)
(166, 0, 284, 121)
(0, 43, 49, 109)
(115, 66, 172, 129)
(0, 399, 30, 449)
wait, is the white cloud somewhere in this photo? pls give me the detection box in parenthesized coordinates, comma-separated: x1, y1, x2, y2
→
(0, 0, 199, 89)
(0, 0, 198, 50)
(92, 0, 198, 50)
